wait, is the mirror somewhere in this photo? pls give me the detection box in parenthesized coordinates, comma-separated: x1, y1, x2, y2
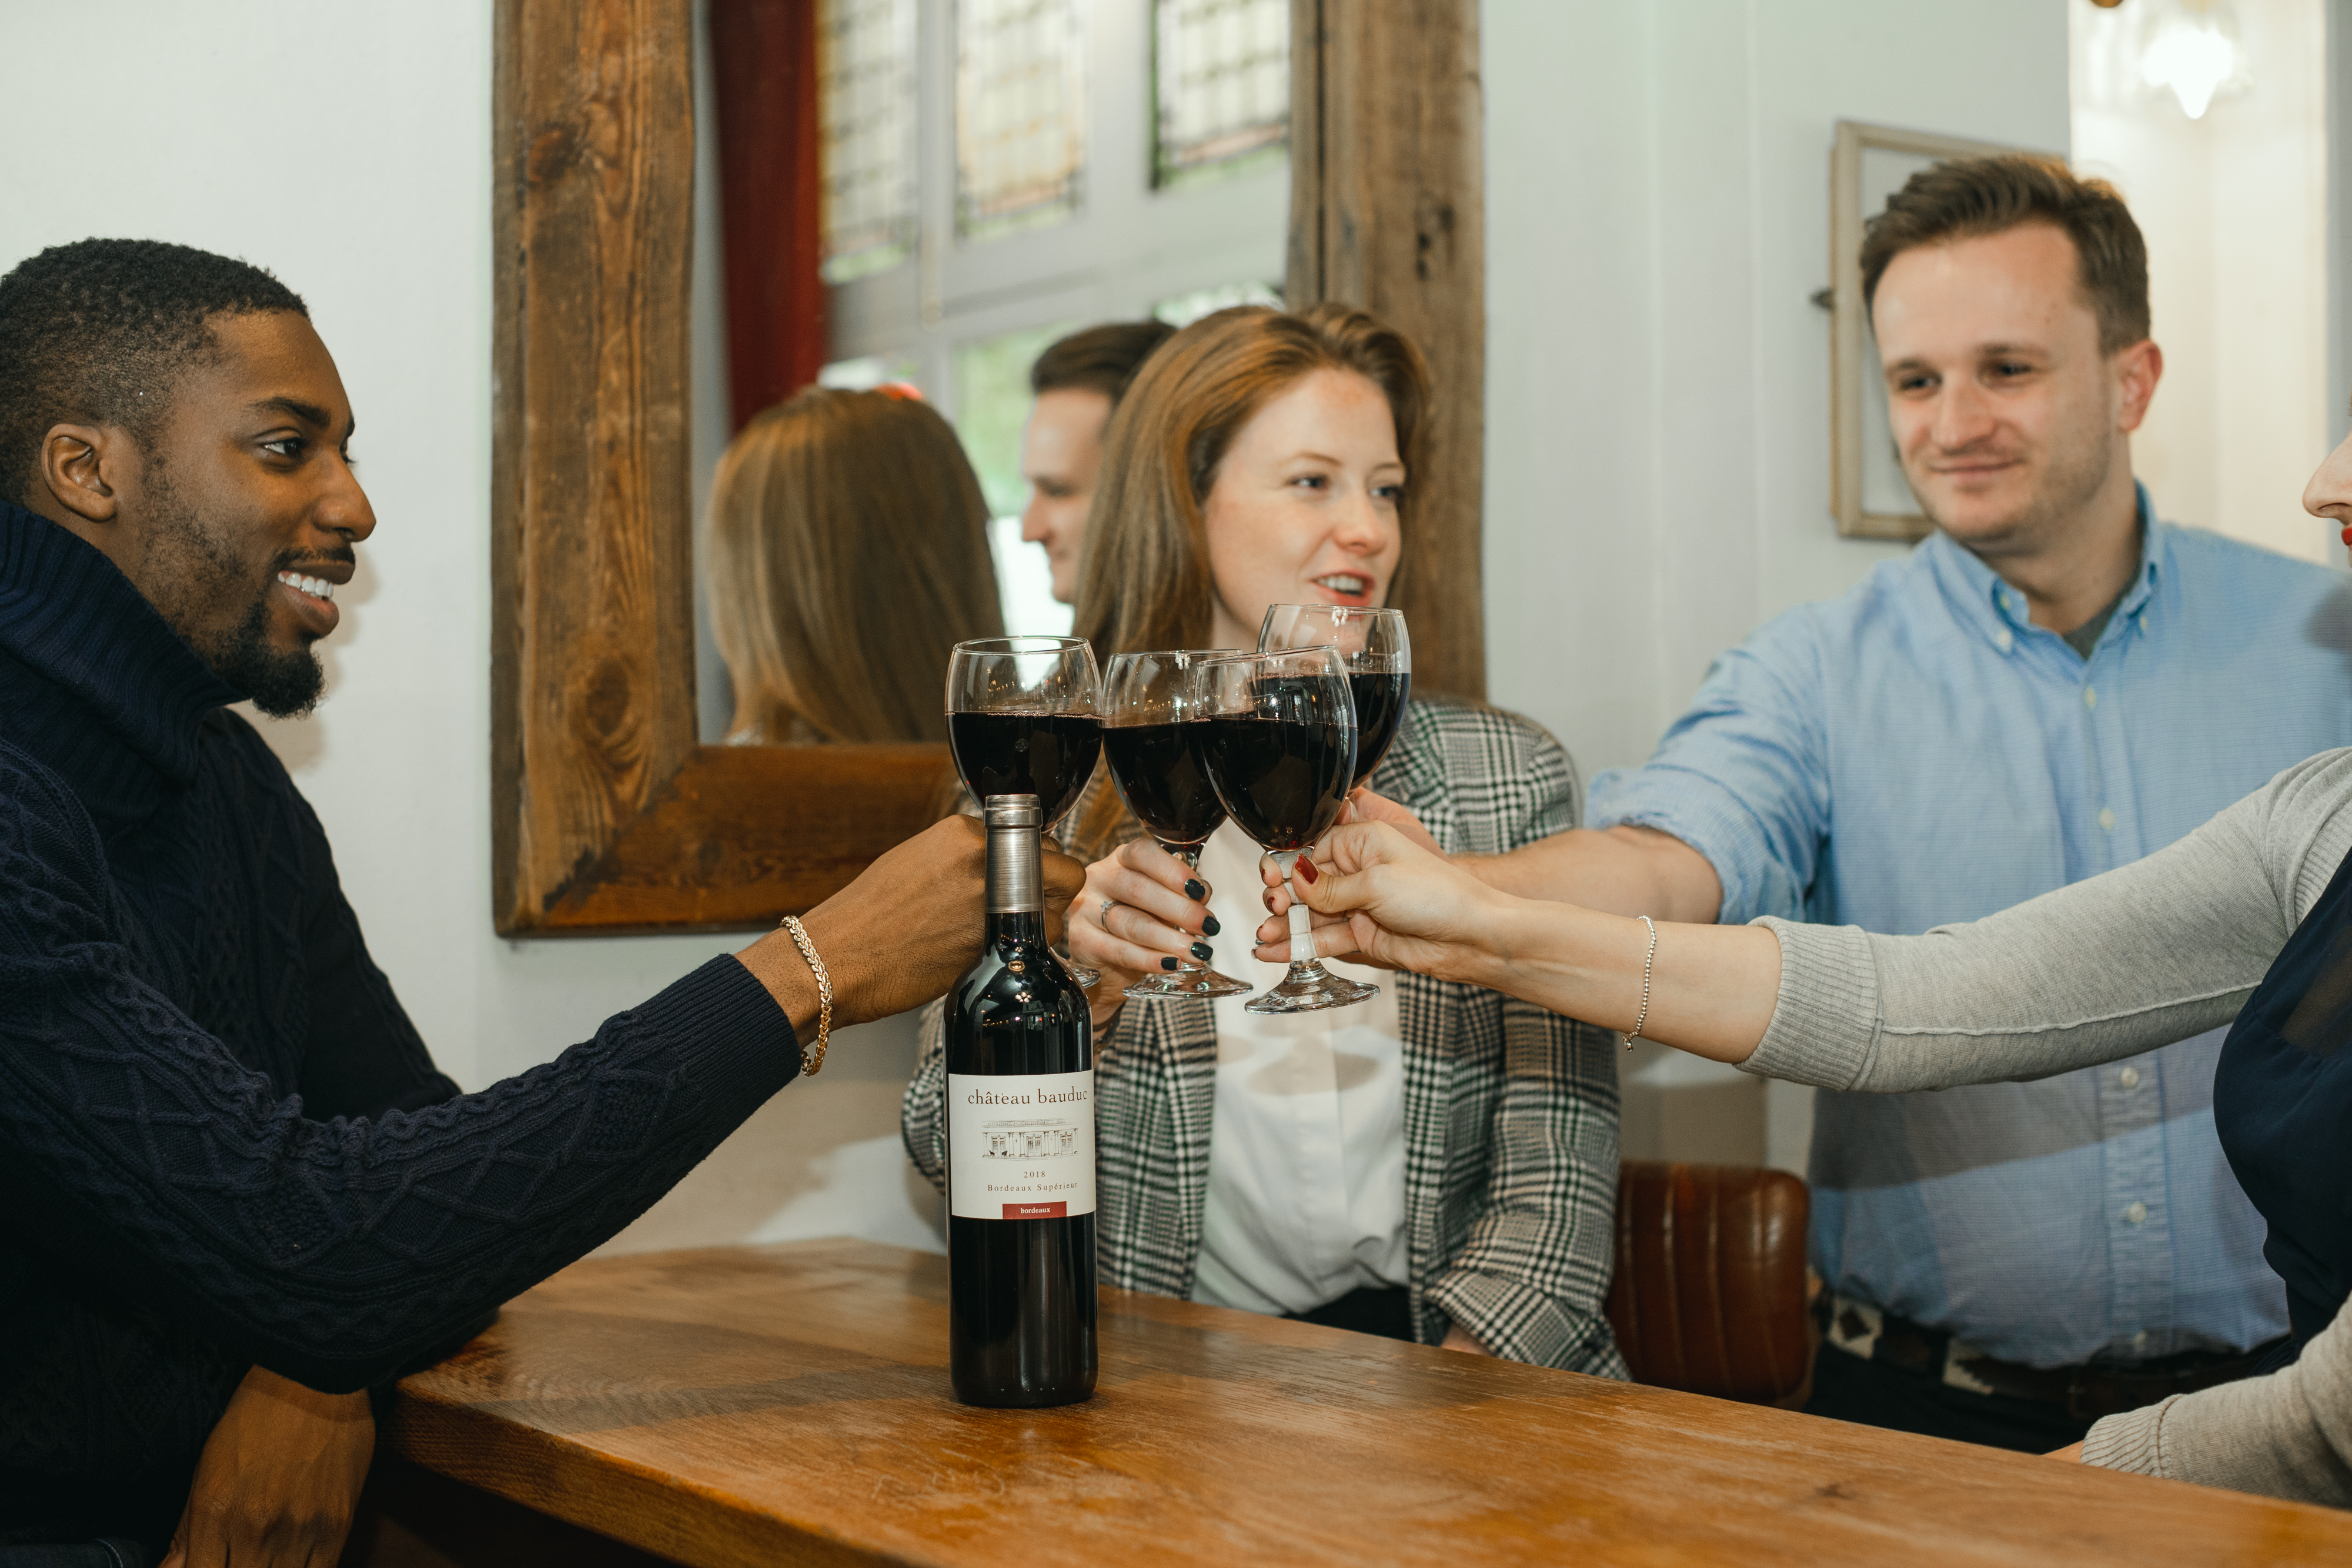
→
(686, 0, 1290, 750)
(490, 0, 1485, 936)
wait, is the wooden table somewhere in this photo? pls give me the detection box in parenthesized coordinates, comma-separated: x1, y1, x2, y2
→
(375, 1238, 2352, 1566)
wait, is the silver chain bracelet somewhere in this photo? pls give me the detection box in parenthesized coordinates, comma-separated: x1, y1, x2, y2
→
(1623, 914, 1658, 1051)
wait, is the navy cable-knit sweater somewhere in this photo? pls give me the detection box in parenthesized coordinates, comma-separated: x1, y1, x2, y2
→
(0, 500, 802, 1547)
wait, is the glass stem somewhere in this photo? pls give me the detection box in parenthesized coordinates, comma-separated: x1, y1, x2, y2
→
(1164, 842, 1208, 977)
(1278, 850, 1317, 965)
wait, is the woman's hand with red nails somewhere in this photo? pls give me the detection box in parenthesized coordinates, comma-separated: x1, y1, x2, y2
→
(1254, 821, 1513, 984)
(1257, 791, 1425, 965)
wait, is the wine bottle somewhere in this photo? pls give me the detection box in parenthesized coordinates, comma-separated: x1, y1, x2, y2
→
(944, 794, 1098, 1407)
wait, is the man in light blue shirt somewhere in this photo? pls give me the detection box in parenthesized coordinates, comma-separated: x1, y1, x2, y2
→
(1348, 156, 2352, 1450)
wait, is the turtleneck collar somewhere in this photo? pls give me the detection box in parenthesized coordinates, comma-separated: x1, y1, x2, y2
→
(0, 497, 242, 833)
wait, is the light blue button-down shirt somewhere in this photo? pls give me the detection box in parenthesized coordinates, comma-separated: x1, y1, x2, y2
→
(1589, 491, 2352, 1366)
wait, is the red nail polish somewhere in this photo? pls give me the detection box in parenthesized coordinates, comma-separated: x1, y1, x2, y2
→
(1297, 857, 1318, 885)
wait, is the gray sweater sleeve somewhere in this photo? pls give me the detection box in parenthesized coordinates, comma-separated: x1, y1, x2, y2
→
(1736, 748, 2352, 1504)
(1743, 750, 2352, 1092)
(2082, 1308, 2352, 1505)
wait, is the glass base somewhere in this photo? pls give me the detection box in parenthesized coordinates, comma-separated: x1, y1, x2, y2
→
(1124, 965, 1253, 1001)
(1055, 951, 1100, 989)
(1243, 961, 1378, 1014)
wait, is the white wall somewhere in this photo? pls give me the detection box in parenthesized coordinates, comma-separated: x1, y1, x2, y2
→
(2073, 0, 2333, 565)
(0, 0, 941, 1259)
(1481, 0, 2072, 1171)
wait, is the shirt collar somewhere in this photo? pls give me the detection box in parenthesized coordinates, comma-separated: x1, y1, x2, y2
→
(1924, 482, 2164, 651)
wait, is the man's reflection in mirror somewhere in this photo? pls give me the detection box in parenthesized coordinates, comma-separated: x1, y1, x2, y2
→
(1020, 321, 1176, 603)
(707, 387, 1003, 744)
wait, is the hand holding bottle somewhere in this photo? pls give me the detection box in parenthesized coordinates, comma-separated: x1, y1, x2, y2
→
(737, 815, 1088, 1038)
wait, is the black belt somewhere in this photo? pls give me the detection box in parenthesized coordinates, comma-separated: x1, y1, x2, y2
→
(1818, 1291, 2287, 1423)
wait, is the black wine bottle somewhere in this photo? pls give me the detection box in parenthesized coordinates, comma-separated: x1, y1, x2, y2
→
(944, 793, 1098, 1407)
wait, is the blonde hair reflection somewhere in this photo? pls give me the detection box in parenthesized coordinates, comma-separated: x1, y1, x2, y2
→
(707, 386, 1004, 744)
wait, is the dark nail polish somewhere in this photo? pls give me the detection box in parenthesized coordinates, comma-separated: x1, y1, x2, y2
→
(1161, 956, 1179, 971)
(1297, 857, 1318, 885)
(1184, 879, 1207, 901)
(1202, 915, 1222, 937)
(1191, 941, 1214, 961)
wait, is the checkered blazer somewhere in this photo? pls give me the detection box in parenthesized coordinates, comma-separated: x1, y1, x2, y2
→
(903, 696, 1628, 1375)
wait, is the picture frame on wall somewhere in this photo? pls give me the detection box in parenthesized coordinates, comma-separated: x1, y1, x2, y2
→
(1829, 120, 2034, 541)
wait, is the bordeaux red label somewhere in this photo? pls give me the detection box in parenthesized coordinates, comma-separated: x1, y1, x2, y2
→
(947, 1069, 1095, 1221)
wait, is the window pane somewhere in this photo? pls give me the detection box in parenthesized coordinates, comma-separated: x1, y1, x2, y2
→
(1152, 0, 1288, 190)
(820, 0, 918, 283)
(1154, 279, 1282, 328)
(956, 0, 1086, 240)
(954, 323, 1077, 635)
(953, 322, 1068, 516)
(817, 353, 921, 392)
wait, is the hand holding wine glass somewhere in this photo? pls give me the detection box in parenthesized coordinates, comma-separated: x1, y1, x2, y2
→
(1254, 784, 1440, 968)
(1245, 818, 1515, 984)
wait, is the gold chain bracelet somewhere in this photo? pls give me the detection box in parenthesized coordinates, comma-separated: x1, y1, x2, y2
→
(779, 915, 832, 1075)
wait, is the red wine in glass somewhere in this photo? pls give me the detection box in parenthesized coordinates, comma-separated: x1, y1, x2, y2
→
(1200, 712, 1352, 851)
(1259, 605, 1412, 790)
(1199, 648, 1376, 1014)
(948, 711, 1102, 827)
(1101, 721, 1225, 848)
(945, 636, 1104, 987)
(1099, 649, 1251, 1000)
(1343, 671, 1411, 788)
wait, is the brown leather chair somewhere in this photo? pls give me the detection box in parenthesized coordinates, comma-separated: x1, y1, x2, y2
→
(1604, 1160, 1810, 1404)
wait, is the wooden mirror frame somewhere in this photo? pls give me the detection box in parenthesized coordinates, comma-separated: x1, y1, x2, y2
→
(490, 0, 1484, 937)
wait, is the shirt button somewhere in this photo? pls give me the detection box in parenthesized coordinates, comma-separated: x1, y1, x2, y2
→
(1996, 629, 2015, 652)
(2124, 1201, 2149, 1225)
(2119, 1065, 2141, 1089)
(2099, 807, 2117, 830)
(2083, 686, 2097, 709)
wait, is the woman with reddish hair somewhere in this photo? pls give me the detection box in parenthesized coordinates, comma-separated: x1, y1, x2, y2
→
(902, 305, 1626, 1373)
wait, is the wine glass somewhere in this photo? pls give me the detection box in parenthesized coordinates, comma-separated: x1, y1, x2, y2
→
(1100, 650, 1252, 1001)
(946, 636, 1104, 986)
(1258, 605, 1412, 791)
(1197, 647, 1377, 1014)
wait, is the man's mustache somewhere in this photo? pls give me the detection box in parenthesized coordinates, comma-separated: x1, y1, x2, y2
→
(269, 546, 357, 573)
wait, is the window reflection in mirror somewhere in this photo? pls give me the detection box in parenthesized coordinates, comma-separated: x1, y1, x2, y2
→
(691, 0, 1293, 746)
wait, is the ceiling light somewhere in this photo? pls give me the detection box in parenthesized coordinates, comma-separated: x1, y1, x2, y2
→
(2137, 0, 2252, 120)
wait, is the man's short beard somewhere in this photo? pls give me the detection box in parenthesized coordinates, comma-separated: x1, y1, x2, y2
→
(139, 461, 326, 718)
(1915, 416, 2119, 560)
(206, 591, 325, 718)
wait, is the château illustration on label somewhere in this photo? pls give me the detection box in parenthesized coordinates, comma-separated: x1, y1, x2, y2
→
(944, 793, 1098, 1407)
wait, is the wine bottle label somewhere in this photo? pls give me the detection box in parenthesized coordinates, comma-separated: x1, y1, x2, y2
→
(947, 1070, 1097, 1221)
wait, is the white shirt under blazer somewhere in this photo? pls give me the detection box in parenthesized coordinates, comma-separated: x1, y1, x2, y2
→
(1188, 818, 1411, 1316)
